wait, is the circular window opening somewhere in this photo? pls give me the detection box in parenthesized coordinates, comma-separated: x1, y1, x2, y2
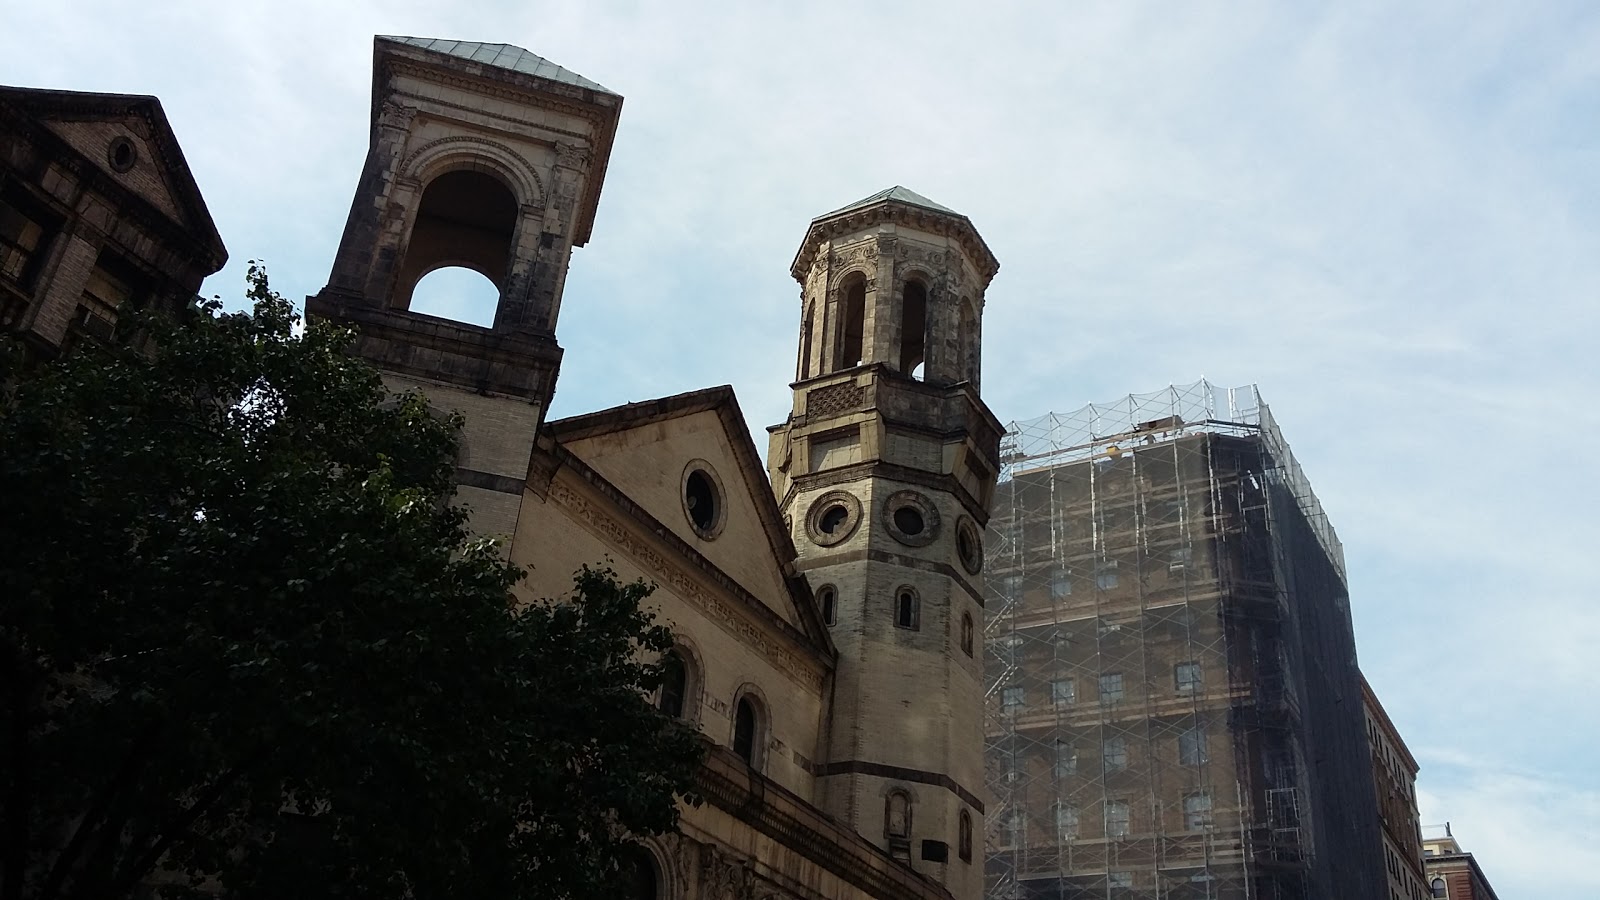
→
(883, 490, 940, 548)
(956, 517, 983, 575)
(107, 136, 137, 173)
(686, 471, 717, 532)
(806, 490, 862, 546)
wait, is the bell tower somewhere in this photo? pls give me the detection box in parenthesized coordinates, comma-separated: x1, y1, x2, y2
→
(769, 187, 1002, 900)
(308, 36, 621, 541)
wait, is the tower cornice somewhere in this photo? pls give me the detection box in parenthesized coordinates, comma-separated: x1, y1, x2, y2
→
(790, 198, 999, 287)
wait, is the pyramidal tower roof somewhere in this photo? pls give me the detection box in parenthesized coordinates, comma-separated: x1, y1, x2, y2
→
(816, 185, 958, 221)
(378, 36, 617, 96)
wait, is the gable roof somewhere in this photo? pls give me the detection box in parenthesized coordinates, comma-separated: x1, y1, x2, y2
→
(817, 185, 958, 220)
(0, 86, 227, 273)
(547, 386, 835, 655)
(377, 36, 617, 96)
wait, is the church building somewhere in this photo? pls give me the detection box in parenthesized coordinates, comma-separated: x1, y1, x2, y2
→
(303, 37, 1003, 900)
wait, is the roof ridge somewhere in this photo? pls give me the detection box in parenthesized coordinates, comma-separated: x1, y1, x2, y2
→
(377, 35, 617, 96)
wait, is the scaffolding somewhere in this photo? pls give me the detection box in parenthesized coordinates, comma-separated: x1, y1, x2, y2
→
(982, 381, 1383, 900)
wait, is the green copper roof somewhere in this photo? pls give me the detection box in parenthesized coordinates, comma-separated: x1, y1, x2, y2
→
(380, 36, 617, 96)
(817, 185, 960, 221)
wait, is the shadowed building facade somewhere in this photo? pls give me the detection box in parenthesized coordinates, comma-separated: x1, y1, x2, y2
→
(981, 383, 1387, 900)
(0, 86, 226, 358)
(307, 36, 1000, 900)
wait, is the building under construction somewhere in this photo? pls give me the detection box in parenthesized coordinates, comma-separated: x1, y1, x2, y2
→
(983, 382, 1385, 900)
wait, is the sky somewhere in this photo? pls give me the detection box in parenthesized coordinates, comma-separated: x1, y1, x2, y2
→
(6, 0, 1598, 892)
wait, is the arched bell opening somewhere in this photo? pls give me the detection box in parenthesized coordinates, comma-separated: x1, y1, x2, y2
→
(899, 279, 927, 378)
(391, 169, 519, 324)
(408, 266, 501, 327)
(834, 273, 867, 371)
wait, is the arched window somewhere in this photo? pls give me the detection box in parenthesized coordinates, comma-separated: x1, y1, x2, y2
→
(958, 810, 973, 862)
(657, 650, 687, 719)
(1430, 878, 1447, 898)
(733, 695, 762, 767)
(628, 847, 658, 900)
(960, 612, 974, 657)
(885, 790, 912, 838)
(394, 169, 518, 321)
(819, 585, 837, 627)
(895, 587, 919, 630)
(836, 274, 866, 370)
(900, 280, 927, 377)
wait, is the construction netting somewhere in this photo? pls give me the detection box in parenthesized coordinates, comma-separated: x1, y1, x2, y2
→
(982, 381, 1383, 900)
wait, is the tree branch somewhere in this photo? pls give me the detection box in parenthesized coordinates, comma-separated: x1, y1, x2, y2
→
(36, 722, 162, 900)
(107, 764, 249, 898)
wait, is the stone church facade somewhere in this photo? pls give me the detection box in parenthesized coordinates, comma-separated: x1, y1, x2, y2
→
(305, 36, 1003, 900)
(1, 34, 1003, 900)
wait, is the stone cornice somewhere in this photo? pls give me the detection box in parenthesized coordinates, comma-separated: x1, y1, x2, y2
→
(790, 202, 998, 287)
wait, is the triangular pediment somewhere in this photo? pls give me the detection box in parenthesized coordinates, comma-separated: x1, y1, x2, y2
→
(548, 387, 830, 649)
(0, 87, 226, 270)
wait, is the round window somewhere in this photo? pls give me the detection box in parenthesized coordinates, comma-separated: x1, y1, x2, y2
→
(956, 516, 984, 575)
(806, 490, 862, 546)
(107, 136, 137, 173)
(681, 461, 726, 539)
(883, 490, 940, 548)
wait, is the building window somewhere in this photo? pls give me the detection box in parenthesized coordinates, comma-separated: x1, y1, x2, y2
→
(1184, 792, 1212, 830)
(1001, 573, 1023, 598)
(1053, 803, 1079, 840)
(1050, 570, 1071, 598)
(1169, 546, 1193, 571)
(1099, 672, 1124, 704)
(1003, 809, 1025, 847)
(1095, 559, 1119, 591)
(1105, 800, 1130, 837)
(681, 462, 726, 539)
(1179, 726, 1209, 765)
(1054, 740, 1077, 777)
(629, 847, 658, 900)
(657, 650, 688, 719)
(1429, 877, 1446, 898)
(958, 810, 973, 862)
(0, 198, 51, 285)
(1001, 685, 1024, 714)
(894, 586, 920, 630)
(1175, 661, 1202, 693)
(732, 695, 762, 767)
(1103, 736, 1128, 772)
(819, 586, 837, 626)
(1108, 871, 1133, 890)
(836, 274, 866, 369)
(960, 612, 974, 657)
(885, 790, 912, 838)
(1051, 678, 1075, 707)
(900, 279, 927, 377)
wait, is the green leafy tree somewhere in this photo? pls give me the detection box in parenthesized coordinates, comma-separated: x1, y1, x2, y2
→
(0, 267, 703, 900)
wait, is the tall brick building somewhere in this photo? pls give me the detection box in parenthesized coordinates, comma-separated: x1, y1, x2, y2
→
(981, 382, 1386, 900)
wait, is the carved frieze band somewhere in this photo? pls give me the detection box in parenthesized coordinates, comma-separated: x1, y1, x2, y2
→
(804, 383, 864, 421)
(546, 480, 825, 691)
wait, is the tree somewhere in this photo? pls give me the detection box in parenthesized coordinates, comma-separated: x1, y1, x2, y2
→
(0, 266, 704, 900)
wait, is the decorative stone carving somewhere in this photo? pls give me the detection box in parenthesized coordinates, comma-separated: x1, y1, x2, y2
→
(554, 141, 591, 170)
(701, 845, 754, 900)
(806, 383, 864, 421)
